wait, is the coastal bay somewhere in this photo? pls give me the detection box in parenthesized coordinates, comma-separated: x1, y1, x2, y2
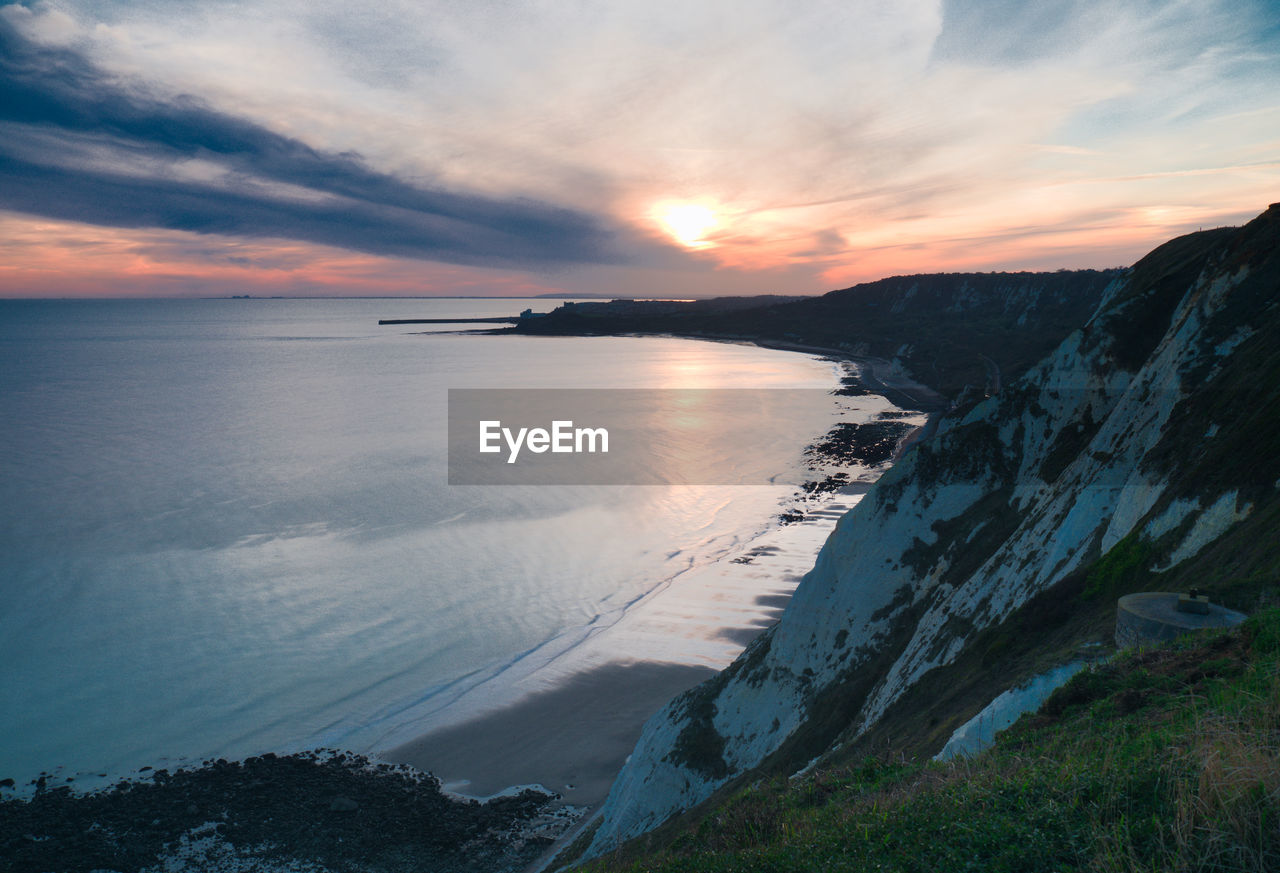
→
(0, 299, 910, 781)
(0, 297, 927, 870)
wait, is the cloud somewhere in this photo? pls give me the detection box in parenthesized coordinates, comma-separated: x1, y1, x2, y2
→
(0, 14, 624, 269)
(0, 212, 574, 299)
(1, 0, 1277, 296)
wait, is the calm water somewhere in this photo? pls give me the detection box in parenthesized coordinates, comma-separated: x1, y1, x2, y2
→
(0, 298, 842, 786)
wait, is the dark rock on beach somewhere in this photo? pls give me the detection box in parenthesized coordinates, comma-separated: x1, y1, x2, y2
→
(806, 420, 915, 468)
(0, 751, 577, 873)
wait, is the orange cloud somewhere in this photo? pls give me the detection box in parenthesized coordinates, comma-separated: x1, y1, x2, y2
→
(0, 215, 564, 298)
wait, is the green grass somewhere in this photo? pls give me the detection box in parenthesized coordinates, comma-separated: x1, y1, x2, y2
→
(1083, 532, 1157, 600)
(581, 611, 1280, 873)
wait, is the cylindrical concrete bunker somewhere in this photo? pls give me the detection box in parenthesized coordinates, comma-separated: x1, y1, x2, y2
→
(1116, 592, 1247, 649)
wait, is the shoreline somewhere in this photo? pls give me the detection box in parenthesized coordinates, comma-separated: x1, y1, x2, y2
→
(724, 337, 949, 414)
(635, 333, 950, 464)
(2, 333, 935, 872)
(372, 337, 935, 854)
(491, 326, 951, 414)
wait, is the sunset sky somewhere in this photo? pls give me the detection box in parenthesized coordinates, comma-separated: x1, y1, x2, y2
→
(2, 0, 1278, 298)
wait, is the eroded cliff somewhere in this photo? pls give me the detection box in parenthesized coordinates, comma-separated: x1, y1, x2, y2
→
(584, 205, 1279, 858)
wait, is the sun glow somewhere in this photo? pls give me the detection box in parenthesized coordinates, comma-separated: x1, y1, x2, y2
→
(656, 203, 718, 249)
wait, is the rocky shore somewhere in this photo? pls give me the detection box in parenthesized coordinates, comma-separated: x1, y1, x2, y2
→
(0, 751, 581, 873)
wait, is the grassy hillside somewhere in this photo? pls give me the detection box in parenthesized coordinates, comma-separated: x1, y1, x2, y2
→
(581, 609, 1280, 872)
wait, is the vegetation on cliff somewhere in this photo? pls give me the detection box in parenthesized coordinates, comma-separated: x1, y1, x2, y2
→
(582, 610, 1280, 873)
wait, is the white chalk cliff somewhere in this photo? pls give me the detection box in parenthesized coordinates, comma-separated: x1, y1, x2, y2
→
(585, 205, 1280, 857)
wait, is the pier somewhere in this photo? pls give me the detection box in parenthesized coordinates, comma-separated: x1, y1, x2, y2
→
(377, 317, 521, 325)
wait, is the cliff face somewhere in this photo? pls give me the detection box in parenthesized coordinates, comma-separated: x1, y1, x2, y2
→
(585, 206, 1280, 857)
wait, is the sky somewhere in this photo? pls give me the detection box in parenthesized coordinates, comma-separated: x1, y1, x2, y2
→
(1, 0, 1278, 298)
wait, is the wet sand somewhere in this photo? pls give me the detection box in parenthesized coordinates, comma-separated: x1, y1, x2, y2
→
(385, 661, 717, 807)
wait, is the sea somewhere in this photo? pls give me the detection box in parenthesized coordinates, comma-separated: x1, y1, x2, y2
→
(0, 298, 911, 791)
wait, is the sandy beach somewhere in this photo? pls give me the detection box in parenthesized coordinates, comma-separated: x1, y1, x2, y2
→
(375, 493, 860, 812)
(387, 661, 716, 806)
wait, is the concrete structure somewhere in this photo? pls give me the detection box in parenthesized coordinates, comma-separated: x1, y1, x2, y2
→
(1115, 592, 1246, 648)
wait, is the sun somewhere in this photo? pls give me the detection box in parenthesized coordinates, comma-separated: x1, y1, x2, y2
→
(656, 203, 718, 249)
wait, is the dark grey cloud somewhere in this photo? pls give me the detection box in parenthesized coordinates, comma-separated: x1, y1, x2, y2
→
(0, 18, 621, 267)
